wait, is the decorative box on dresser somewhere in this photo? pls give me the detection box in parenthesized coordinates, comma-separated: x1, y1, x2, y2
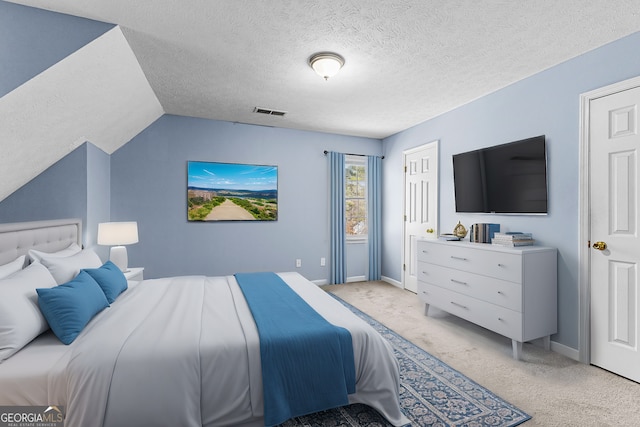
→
(417, 239, 557, 360)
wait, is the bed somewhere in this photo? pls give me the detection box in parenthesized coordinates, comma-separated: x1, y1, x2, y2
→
(0, 219, 409, 427)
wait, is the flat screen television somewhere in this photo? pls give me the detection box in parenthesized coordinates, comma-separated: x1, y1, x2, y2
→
(453, 135, 548, 214)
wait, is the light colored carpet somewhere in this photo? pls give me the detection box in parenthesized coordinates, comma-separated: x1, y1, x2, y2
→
(323, 281, 640, 427)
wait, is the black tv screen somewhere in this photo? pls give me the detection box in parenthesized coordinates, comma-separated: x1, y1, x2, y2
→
(453, 135, 548, 214)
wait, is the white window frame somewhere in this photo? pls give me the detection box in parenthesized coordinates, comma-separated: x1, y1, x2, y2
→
(345, 155, 368, 243)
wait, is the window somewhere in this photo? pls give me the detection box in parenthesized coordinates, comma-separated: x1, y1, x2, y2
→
(345, 155, 367, 239)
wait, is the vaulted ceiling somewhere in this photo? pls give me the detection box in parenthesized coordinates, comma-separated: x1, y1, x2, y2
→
(3, 1, 640, 201)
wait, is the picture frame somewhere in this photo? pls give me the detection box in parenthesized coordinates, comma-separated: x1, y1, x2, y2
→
(187, 161, 278, 221)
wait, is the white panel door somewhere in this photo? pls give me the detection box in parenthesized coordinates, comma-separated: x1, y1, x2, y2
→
(590, 86, 640, 382)
(403, 141, 438, 293)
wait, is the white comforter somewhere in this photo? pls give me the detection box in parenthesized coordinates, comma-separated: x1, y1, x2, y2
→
(47, 272, 409, 427)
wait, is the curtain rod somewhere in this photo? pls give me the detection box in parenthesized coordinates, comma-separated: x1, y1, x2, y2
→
(323, 150, 384, 159)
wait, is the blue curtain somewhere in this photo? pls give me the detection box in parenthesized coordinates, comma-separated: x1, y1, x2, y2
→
(329, 152, 346, 284)
(367, 155, 382, 281)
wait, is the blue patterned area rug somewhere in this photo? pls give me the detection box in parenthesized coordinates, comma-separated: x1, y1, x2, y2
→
(281, 295, 530, 427)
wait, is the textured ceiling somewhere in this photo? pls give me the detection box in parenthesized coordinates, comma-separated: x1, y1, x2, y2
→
(7, 0, 640, 139)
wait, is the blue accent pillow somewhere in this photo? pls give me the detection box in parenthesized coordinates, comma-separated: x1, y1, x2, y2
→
(82, 261, 128, 303)
(36, 270, 109, 345)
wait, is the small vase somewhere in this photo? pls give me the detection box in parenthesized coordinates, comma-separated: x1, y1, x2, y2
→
(453, 221, 468, 238)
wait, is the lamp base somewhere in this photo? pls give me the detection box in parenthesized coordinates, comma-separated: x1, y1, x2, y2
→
(109, 246, 129, 272)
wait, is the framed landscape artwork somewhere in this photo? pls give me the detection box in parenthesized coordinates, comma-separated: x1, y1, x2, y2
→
(187, 161, 278, 221)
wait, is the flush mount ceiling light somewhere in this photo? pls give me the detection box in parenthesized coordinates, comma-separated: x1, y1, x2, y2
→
(308, 52, 345, 80)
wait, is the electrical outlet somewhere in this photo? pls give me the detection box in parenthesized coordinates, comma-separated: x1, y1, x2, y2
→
(296, 259, 302, 268)
(320, 257, 326, 266)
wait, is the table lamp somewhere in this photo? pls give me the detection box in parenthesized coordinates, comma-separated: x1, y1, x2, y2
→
(97, 222, 139, 272)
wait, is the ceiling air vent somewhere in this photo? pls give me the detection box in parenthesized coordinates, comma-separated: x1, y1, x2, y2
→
(253, 107, 287, 117)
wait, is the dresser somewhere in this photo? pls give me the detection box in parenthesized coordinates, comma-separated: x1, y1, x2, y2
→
(417, 239, 557, 359)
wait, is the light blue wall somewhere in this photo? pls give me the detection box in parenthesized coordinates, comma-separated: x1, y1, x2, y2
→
(0, 0, 113, 97)
(382, 31, 640, 350)
(86, 143, 111, 259)
(110, 115, 382, 281)
(0, 144, 88, 225)
(346, 241, 368, 280)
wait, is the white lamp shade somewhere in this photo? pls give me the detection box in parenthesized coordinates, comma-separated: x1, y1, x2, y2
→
(309, 52, 344, 80)
(97, 222, 139, 246)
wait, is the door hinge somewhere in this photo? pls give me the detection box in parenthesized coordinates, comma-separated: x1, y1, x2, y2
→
(404, 215, 407, 221)
(403, 264, 406, 271)
(404, 166, 407, 173)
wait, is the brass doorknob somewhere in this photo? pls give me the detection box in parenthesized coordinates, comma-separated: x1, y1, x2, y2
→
(592, 241, 607, 251)
(426, 228, 434, 233)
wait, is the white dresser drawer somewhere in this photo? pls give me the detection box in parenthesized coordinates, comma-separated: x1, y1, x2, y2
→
(418, 283, 523, 341)
(417, 261, 522, 312)
(417, 241, 522, 283)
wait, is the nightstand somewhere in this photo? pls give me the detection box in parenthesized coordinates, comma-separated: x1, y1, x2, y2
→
(123, 267, 144, 282)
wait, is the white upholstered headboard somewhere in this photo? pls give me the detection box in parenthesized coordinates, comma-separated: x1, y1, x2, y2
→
(0, 218, 82, 266)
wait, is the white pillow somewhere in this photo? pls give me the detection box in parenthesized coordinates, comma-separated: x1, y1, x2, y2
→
(28, 242, 82, 264)
(40, 249, 102, 285)
(0, 263, 57, 362)
(0, 255, 26, 279)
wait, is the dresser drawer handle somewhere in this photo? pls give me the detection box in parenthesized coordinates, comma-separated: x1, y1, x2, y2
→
(497, 291, 503, 295)
(450, 301, 468, 310)
(450, 256, 468, 261)
(498, 263, 506, 267)
(450, 279, 468, 285)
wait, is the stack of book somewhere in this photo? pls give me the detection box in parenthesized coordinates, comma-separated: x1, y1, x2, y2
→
(492, 232, 535, 247)
(470, 223, 500, 243)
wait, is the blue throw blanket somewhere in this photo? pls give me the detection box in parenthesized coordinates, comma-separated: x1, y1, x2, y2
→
(235, 272, 356, 427)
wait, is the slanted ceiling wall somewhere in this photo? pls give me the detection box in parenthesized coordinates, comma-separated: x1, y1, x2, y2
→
(0, 1, 163, 203)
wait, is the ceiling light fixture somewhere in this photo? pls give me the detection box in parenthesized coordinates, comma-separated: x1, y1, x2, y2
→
(308, 52, 345, 81)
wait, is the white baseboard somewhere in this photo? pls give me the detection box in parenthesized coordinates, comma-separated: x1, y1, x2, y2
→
(527, 337, 579, 361)
(315, 275, 407, 289)
(550, 340, 580, 361)
(312, 276, 367, 285)
(381, 275, 403, 288)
